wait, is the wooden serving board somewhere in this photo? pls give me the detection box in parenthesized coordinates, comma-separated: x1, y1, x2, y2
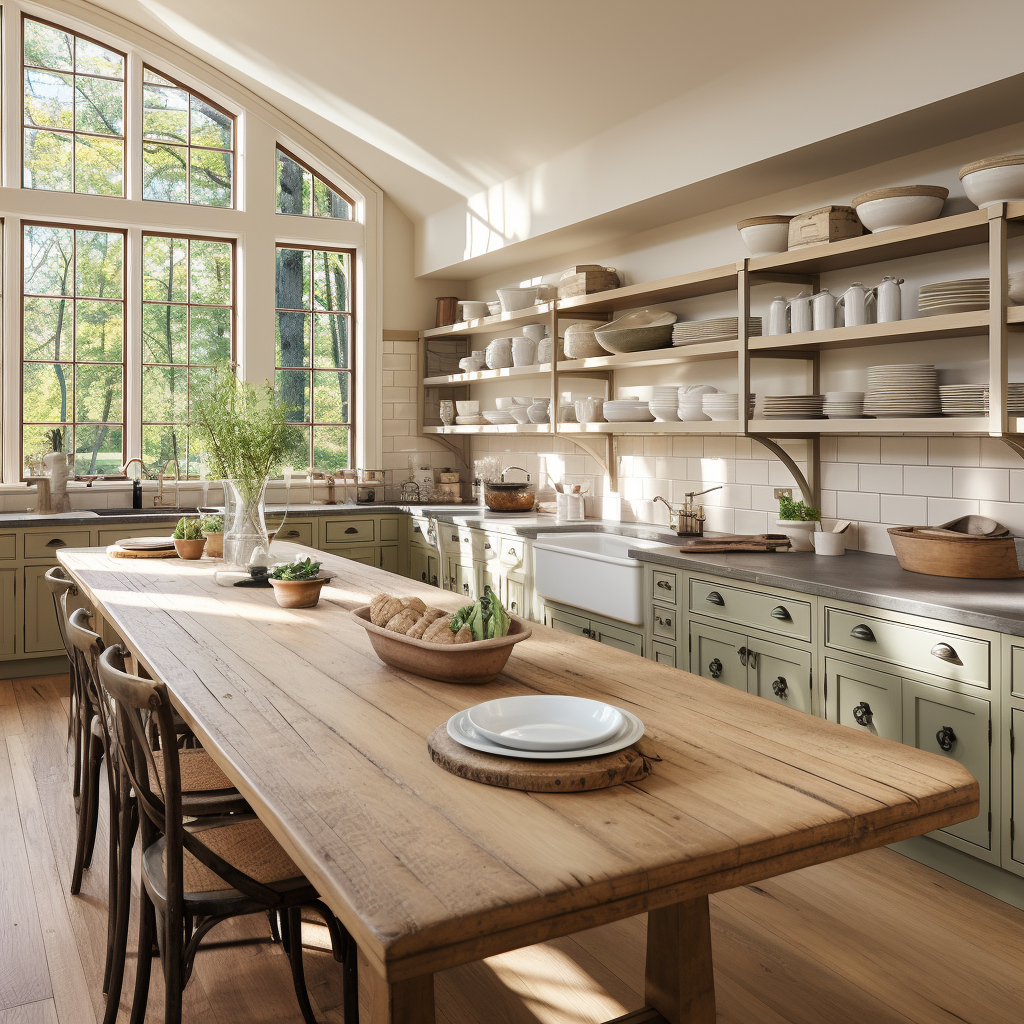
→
(106, 544, 179, 559)
(680, 533, 792, 553)
(427, 725, 653, 792)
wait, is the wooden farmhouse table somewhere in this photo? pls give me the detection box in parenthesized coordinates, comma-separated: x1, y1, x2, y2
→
(58, 543, 979, 1024)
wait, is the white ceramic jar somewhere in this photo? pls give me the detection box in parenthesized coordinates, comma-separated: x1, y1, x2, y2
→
(876, 276, 903, 323)
(811, 289, 839, 331)
(840, 283, 875, 327)
(789, 293, 812, 333)
(485, 338, 513, 369)
(768, 296, 789, 336)
(521, 323, 547, 342)
(511, 337, 537, 366)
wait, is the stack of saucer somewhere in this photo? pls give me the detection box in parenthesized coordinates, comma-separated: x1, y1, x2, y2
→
(702, 393, 756, 421)
(672, 316, 762, 345)
(762, 395, 825, 420)
(650, 386, 682, 421)
(918, 278, 988, 317)
(823, 391, 866, 418)
(865, 364, 940, 417)
(603, 398, 655, 422)
(939, 383, 1024, 416)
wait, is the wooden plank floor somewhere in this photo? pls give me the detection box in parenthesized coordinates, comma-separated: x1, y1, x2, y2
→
(2, 674, 1024, 1024)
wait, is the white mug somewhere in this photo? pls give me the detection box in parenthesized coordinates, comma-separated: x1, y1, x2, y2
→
(811, 531, 847, 556)
(768, 296, 789, 336)
(876, 276, 903, 323)
(789, 293, 812, 333)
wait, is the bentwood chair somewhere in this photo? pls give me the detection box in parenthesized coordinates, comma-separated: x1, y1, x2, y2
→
(96, 644, 358, 1024)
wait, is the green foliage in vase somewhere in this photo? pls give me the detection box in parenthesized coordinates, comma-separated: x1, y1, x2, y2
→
(44, 427, 64, 453)
(778, 496, 821, 522)
(173, 516, 204, 540)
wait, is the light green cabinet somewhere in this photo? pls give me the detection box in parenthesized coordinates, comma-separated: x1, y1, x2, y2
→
(825, 657, 902, 743)
(689, 621, 747, 692)
(0, 570, 15, 656)
(546, 604, 644, 658)
(1012, 708, 1024, 868)
(23, 565, 64, 654)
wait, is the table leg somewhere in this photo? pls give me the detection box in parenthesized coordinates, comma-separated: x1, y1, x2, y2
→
(358, 948, 435, 1024)
(644, 897, 716, 1024)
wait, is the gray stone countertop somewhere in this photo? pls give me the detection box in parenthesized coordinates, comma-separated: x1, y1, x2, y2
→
(628, 544, 1024, 638)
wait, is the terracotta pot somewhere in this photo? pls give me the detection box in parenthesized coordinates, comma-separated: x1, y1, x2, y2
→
(269, 576, 329, 608)
(173, 538, 207, 560)
(203, 532, 223, 558)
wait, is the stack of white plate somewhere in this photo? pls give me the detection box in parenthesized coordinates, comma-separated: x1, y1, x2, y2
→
(865, 364, 940, 417)
(650, 386, 682, 421)
(447, 695, 644, 760)
(603, 398, 655, 422)
(702, 393, 756, 421)
(824, 391, 866, 418)
(117, 536, 176, 551)
(918, 278, 988, 317)
(939, 383, 1024, 416)
(672, 316, 762, 345)
(678, 384, 717, 421)
(483, 409, 515, 425)
(455, 414, 488, 425)
(762, 395, 825, 420)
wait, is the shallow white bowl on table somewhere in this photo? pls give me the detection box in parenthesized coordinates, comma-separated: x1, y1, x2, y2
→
(466, 695, 625, 751)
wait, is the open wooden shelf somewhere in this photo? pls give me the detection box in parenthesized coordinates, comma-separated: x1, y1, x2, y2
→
(556, 264, 738, 315)
(747, 417, 992, 434)
(422, 423, 551, 435)
(422, 302, 561, 340)
(556, 421, 741, 435)
(557, 339, 737, 373)
(423, 363, 558, 386)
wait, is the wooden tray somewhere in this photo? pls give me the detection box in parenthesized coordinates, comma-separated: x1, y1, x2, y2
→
(679, 533, 792, 553)
(427, 725, 654, 792)
(107, 544, 178, 559)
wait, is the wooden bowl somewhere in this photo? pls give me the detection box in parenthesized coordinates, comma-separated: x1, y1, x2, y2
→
(173, 538, 207, 560)
(269, 575, 332, 608)
(888, 526, 1024, 579)
(350, 606, 533, 684)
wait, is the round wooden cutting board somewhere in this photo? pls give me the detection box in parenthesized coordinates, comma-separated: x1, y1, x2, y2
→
(427, 725, 653, 792)
(106, 544, 179, 559)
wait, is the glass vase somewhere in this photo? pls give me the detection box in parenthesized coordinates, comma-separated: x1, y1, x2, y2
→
(222, 477, 272, 568)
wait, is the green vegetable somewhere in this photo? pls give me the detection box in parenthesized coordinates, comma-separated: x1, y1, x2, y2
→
(201, 514, 224, 534)
(173, 517, 204, 540)
(448, 585, 512, 640)
(778, 496, 821, 522)
(269, 557, 322, 581)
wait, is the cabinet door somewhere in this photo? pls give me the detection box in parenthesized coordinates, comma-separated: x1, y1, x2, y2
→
(425, 553, 440, 589)
(593, 619, 644, 657)
(1012, 708, 1024, 867)
(748, 637, 812, 714)
(0, 570, 15, 656)
(547, 606, 591, 639)
(652, 641, 677, 668)
(689, 621, 747, 692)
(24, 565, 64, 654)
(409, 545, 429, 583)
(478, 561, 501, 601)
(453, 561, 477, 600)
(825, 657, 902, 742)
(377, 546, 399, 573)
(504, 575, 525, 618)
(903, 678, 991, 852)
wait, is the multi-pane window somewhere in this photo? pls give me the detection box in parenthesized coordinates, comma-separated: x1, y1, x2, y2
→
(23, 17, 125, 196)
(142, 236, 233, 475)
(22, 224, 125, 475)
(276, 147, 352, 219)
(275, 245, 354, 471)
(142, 67, 233, 207)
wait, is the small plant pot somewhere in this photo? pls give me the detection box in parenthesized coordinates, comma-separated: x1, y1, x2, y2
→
(203, 532, 223, 558)
(775, 519, 817, 552)
(173, 537, 207, 560)
(269, 576, 330, 608)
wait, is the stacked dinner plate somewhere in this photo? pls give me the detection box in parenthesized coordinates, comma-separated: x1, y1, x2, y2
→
(603, 398, 655, 422)
(824, 391, 866, 418)
(939, 383, 1024, 416)
(762, 395, 825, 420)
(918, 278, 988, 317)
(865, 364, 940, 418)
(702, 393, 756, 421)
(650, 386, 682, 421)
(672, 316, 762, 345)
(447, 695, 644, 760)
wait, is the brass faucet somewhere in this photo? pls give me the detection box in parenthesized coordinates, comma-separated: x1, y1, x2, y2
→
(308, 469, 338, 505)
(155, 459, 180, 507)
(121, 457, 148, 479)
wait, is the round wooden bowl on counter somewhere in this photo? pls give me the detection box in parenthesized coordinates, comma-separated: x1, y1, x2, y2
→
(350, 606, 533, 684)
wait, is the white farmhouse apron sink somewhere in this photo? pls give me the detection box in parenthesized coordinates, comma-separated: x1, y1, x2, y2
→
(532, 533, 665, 625)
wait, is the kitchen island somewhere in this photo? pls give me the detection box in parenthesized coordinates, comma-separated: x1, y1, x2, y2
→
(58, 543, 977, 1024)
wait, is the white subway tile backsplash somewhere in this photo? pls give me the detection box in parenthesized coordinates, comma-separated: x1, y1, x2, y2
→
(697, 457, 733, 483)
(857, 522, 896, 556)
(736, 460, 769, 485)
(656, 457, 689, 480)
(904, 465, 952, 497)
(880, 437, 928, 465)
(927, 496, 980, 522)
(880, 494, 927, 524)
(928, 436, 980, 467)
(980, 438, 1023, 469)
(1011, 471, 1024, 503)
(768, 461, 796, 486)
(734, 508, 769, 534)
(633, 456, 656, 478)
(837, 490, 880, 522)
(820, 490, 837, 518)
(703, 505, 735, 533)
(703, 437, 736, 459)
(644, 436, 672, 457)
(859, 464, 903, 494)
(821, 462, 859, 490)
(837, 437, 880, 463)
(978, 501, 1024, 534)
(750, 485, 778, 513)
(672, 436, 703, 457)
(952, 467, 1009, 502)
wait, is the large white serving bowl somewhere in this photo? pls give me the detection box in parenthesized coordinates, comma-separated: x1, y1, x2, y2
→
(466, 694, 625, 751)
(736, 216, 792, 257)
(960, 157, 1024, 208)
(495, 396, 516, 409)
(496, 286, 540, 313)
(457, 300, 490, 320)
(854, 194, 944, 232)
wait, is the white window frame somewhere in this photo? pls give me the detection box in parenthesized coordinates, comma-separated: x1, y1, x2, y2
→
(0, 0, 383, 484)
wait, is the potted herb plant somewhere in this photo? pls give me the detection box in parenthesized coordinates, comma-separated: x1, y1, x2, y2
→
(173, 517, 207, 559)
(267, 557, 333, 608)
(775, 495, 821, 551)
(200, 514, 224, 559)
(189, 370, 296, 569)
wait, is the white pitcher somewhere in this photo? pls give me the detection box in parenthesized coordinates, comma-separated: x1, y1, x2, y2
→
(789, 292, 812, 333)
(876, 276, 904, 323)
(840, 282, 876, 327)
(811, 289, 840, 330)
(768, 296, 789, 335)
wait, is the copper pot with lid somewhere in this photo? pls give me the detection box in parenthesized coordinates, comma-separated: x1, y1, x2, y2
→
(484, 467, 535, 512)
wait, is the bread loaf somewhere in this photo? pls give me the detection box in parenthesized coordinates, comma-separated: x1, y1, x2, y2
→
(407, 607, 446, 639)
(370, 594, 403, 626)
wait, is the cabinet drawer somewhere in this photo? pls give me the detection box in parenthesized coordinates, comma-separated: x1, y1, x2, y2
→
(499, 537, 526, 569)
(270, 521, 314, 546)
(903, 678, 990, 852)
(324, 519, 375, 544)
(0, 535, 16, 560)
(651, 570, 679, 606)
(652, 641, 677, 668)
(825, 657, 902, 743)
(689, 577, 811, 642)
(504, 576, 525, 618)
(651, 602, 678, 641)
(825, 607, 989, 688)
(25, 530, 91, 560)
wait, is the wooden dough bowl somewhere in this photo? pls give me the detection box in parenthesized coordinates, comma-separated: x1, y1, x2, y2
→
(888, 524, 1023, 578)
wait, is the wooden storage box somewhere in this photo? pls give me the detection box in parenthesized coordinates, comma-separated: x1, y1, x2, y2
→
(557, 267, 620, 299)
(788, 206, 862, 249)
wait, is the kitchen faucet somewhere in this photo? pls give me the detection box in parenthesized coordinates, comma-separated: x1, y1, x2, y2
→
(121, 458, 148, 509)
(155, 459, 180, 507)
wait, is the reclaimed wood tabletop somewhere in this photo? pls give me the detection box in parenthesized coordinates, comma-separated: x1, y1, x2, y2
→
(58, 543, 978, 1024)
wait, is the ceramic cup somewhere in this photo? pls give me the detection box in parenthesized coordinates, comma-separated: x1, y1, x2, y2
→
(522, 324, 547, 342)
(811, 531, 847, 556)
(511, 337, 537, 366)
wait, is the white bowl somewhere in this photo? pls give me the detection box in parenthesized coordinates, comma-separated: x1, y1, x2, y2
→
(457, 300, 490, 320)
(455, 400, 479, 415)
(483, 410, 514, 424)
(497, 286, 540, 313)
(495, 397, 515, 409)
(737, 217, 791, 257)
(527, 405, 550, 424)
(459, 355, 486, 373)
(651, 406, 680, 422)
(854, 195, 944, 232)
(510, 408, 531, 423)
(678, 405, 711, 422)
(678, 384, 718, 399)
(512, 396, 533, 405)
(961, 159, 1024, 208)
(511, 337, 537, 366)
(466, 695, 624, 751)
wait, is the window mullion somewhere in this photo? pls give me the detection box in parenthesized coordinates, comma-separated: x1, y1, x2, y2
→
(2, 216, 22, 483)
(125, 47, 143, 202)
(125, 225, 143, 469)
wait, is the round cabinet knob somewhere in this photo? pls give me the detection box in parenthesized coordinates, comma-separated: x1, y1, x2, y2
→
(420, 572, 427, 581)
(706, 591, 725, 606)
(708, 658, 723, 679)
(484, 543, 492, 550)
(771, 676, 789, 699)
(770, 606, 791, 621)
(936, 726, 957, 752)
(430, 575, 438, 586)
(930, 642, 960, 664)
(511, 602, 518, 612)
(850, 624, 876, 641)
(852, 701, 874, 727)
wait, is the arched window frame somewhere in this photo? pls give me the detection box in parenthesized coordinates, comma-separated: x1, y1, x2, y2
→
(0, 0, 383, 484)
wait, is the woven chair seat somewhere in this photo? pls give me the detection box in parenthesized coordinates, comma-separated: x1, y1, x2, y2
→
(158, 815, 302, 894)
(149, 747, 235, 794)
